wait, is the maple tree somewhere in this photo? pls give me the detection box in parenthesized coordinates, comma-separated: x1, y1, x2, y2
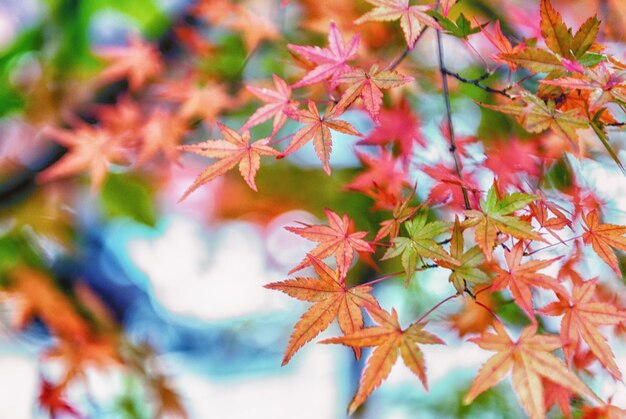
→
(2, 0, 626, 417)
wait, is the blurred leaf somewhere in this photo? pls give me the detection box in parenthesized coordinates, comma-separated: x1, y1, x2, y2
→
(101, 173, 156, 226)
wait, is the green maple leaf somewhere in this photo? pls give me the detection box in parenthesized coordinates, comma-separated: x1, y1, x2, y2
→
(463, 184, 541, 260)
(438, 217, 491, 293)
(382, 210, 459, 285)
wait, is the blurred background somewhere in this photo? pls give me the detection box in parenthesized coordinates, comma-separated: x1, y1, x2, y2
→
(1, 0, 625, 418)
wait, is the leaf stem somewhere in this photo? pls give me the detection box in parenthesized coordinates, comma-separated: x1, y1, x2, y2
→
(435, 25, 472, 211)
(357, 271, 404, 287)
(523, 235, 581, 256)
(385, 27, 429, 71)
(416, 293, 459, 323)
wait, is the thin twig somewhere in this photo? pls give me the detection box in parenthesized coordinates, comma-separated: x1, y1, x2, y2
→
(415, 293, 459, 323)
(436, 27, 472, 211)
(523, 235, 581, 256)
(385, 27, 429, 71)
(443, 69, 513, 98)
(475, 300, 503, 323)
(356, 271, 404, 287)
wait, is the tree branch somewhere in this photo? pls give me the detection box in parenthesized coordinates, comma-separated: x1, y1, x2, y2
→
(436, 28, 472, 211)
(442, 68, 513, 98)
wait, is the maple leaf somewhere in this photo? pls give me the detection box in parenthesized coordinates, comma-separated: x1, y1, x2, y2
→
(38, 124, 129, 192)
(193, 0, 279, 51)
(156, 78, 235, 123)
(539, 0, 572, 58)
(479, 91, 589, 148)
(582, 210, 626, 276)
(346, 150, 410, 209)
(481, 20, 525, 71)
(287, 22, 359, 88)
(38, 380, 81, 419)
(137, 109, 187, 165)
(438, 217, 490, 294)
(463, 183, 541, 260)
(422, 164, 481, 210)
(264, 256, 379, 365)
(582, 401, 626, 419)
(501, 47, 563, 73)
(178, 122, 279, 201)
(374, 188, 418, 242)
(96, 95, 143, 137)
(321, 306, 444, 414)
(280, 100, 360, 174)
(354, 0, 441, 48)
(542, 378, 574, 419)
(491, 242, 563, 321)
(286, 208, 374, 277)
(465, 322, 600, 419)
(242, 74, 299, 135)
(96, 35, 163, 92)
(449, 288, 495, 337)
(382, 210, 459, 284)
(540, 63, 626, 111)
(358, 101, 424, 164)
(524, 194, 571, 243)
(334, 65, 414, 120)
(538, 279, 626, 380)
(484, 139, 540, 189)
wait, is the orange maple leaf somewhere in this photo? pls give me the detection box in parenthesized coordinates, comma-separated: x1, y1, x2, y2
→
(156, 78, 235, 123)
(582, 210, 626, 276)
(334, 65, 414, 121)
(465, 322, 600, 419)
(321, 305, 444, 414)
(538, 279, 626, 380)
(97, 35, 163, 92)
(38, 124, 129, 191)
(286, 208, 374, 277)
(137, 109, 187, 165)
(354, 0, 441, 48)
(264, 256, 379, 365)
(178, 122, 279, 201)
(281, 100, 361, 174)
(491, 241, 563, 321)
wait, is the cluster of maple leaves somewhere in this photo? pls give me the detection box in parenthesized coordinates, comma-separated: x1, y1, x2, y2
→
(4, 0, 626, 417)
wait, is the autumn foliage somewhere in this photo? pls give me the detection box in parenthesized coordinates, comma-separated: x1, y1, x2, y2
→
(2, 0, 626, 417)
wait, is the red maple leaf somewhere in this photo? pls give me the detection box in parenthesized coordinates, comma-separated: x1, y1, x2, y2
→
(38, 380, 81, 418)
(286, 208, 374, 277)
(358, 101, 424, 164)
(288, 22, 359, 88)
(484, 139, 540, 189)
(480, 20, 525, 70)
(242, 74, 299, 135)
(422, 164, 480, 210)
(346, 150, 410, 209)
